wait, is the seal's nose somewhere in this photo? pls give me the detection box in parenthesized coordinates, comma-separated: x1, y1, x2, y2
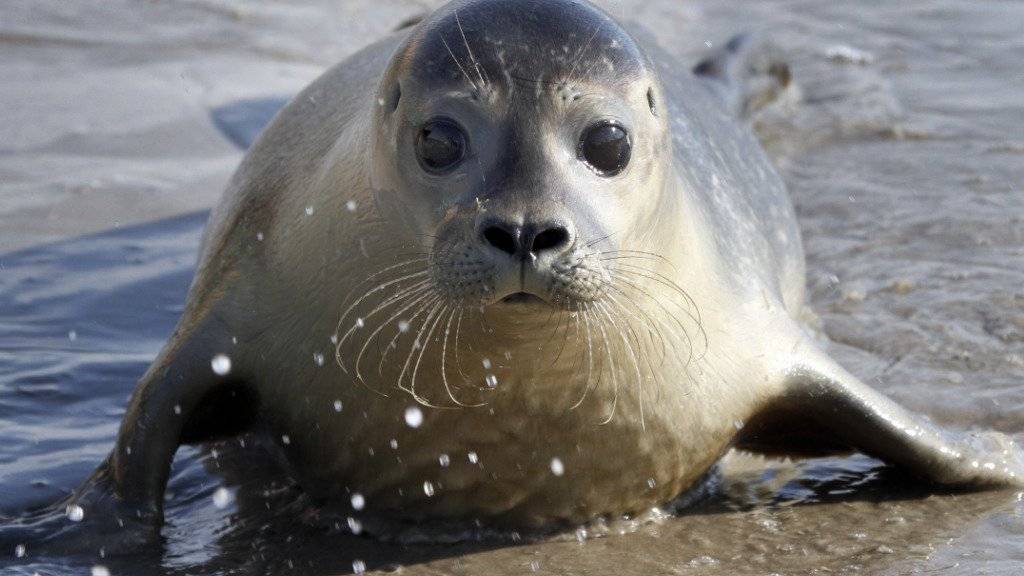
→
(479, 218, 574, 259)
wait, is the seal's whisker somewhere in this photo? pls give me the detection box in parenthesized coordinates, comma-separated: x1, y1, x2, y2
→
(406, 301, 450, 407)
(603, 297, 649, 388)
(595, 299, 646, 430)
(454, 10, 488, 88)
(598, 254, 666, 264)
(590, 301, 619, 425)
(608, 272, 696, 368)
(339, 254, 430, 298)
(569, 302, 597, 411)
(565, 22, 603, 87)
(440, 33, 480, 92)
(566, 302, 585, 375)
(607, 263, 708, 358)
(452, 306, 471, 384)
(335, 277, 432, 362)
(583, 232, 616, 249)
(596, 250, 671, 265)
(333, 269, 431, 344)
(343, 278, 432, 341)
(548, 298, 574, 368)
(604, 281, 676, 361)
(352, 287, 435, 381)
(377, 293, 440, 376)
(396, 297, 444, 405)
(603, 288, 668, 374)
(439, 305, 480, 407)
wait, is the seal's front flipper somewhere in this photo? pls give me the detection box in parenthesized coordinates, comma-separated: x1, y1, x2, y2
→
(738, 348, 1024, 487)
(0, 458, 159, 559)
(693, 33, 793, 119)
(1, 318, 251, 557)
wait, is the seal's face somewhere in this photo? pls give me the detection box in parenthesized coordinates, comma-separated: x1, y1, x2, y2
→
(371, 0, 669, 313)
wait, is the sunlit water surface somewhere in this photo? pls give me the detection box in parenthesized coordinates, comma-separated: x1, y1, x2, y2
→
(1, 0, 1023, 574)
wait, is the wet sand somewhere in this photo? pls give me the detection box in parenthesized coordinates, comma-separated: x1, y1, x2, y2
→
(2, 1, 1023, 574)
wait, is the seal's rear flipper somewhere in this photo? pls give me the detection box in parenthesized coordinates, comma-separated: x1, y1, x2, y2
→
(693, 33, 793, 119)
(738, 348, 1024, 487)
(211, 97, 290, 150)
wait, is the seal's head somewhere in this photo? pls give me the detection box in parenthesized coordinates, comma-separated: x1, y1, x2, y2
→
(371, 0, 671, 313)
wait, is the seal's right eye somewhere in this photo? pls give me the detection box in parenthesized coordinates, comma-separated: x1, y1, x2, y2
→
(416, 119, 466, 174)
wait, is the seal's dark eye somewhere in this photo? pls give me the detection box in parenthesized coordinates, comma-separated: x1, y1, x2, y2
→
(579, 123, 631, 176)
(416, 119, 466, 173)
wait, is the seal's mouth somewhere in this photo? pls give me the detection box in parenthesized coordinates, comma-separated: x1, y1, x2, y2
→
(500, 292, 547, 305)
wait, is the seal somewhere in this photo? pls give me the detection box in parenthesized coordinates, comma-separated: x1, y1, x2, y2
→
(5, 0, 1022, 552)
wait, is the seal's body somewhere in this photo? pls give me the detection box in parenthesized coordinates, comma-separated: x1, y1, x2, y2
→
(6, 0, 1021, 549)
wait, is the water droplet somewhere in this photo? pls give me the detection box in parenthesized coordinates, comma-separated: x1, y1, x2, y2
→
(212, 487, 233, 509)
(351, 493, 365, 510)
(355, 318, 365, 329)
(352, 559, 366, 574)
(550, 457, 565, 476)
(423, 481, 435, 497)
(305, 205, 314, 216)
(482, 358, 492, 369)
(281, 435, 291, 445)
(404, 406, 424, 428)
(346, 200, 357, 212)
(211, 354, 231, 376)
(91, 566, 111, 576)
(439, 454, 450, 467)
(67, 330, 77, 341)
(347, 516, 362, 535)
(398, 320, 410, 333)
(66, 504, 84, 522)
(14, 544, 25, 558)
(468, 451, 479, 464)
(333, 400, 343, 412)
(485, 374, 498, 388)
(313, 352, 325, 366)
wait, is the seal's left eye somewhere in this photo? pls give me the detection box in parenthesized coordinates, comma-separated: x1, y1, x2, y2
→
(416, 119, 466, 173)
(579, 122, 631, 176)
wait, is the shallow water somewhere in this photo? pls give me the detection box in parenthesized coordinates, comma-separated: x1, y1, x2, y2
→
(2, 0, 1023, 574)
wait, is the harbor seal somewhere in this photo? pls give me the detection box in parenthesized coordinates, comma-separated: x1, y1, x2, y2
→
(5, 0, 1023, 554)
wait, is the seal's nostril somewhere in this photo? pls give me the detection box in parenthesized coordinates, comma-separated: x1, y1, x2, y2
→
(483, 225, 518, 255)
(531, 226, 570, 253)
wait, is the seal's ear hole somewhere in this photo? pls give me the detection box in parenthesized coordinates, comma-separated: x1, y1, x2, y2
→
(387, 82, 402, 113)
(647, 86, 658, 117)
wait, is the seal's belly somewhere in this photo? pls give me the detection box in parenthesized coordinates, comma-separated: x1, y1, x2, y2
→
(283, 390, 732, 526)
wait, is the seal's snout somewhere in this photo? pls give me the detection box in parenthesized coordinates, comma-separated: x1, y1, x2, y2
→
(477, 217, 574, 260)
